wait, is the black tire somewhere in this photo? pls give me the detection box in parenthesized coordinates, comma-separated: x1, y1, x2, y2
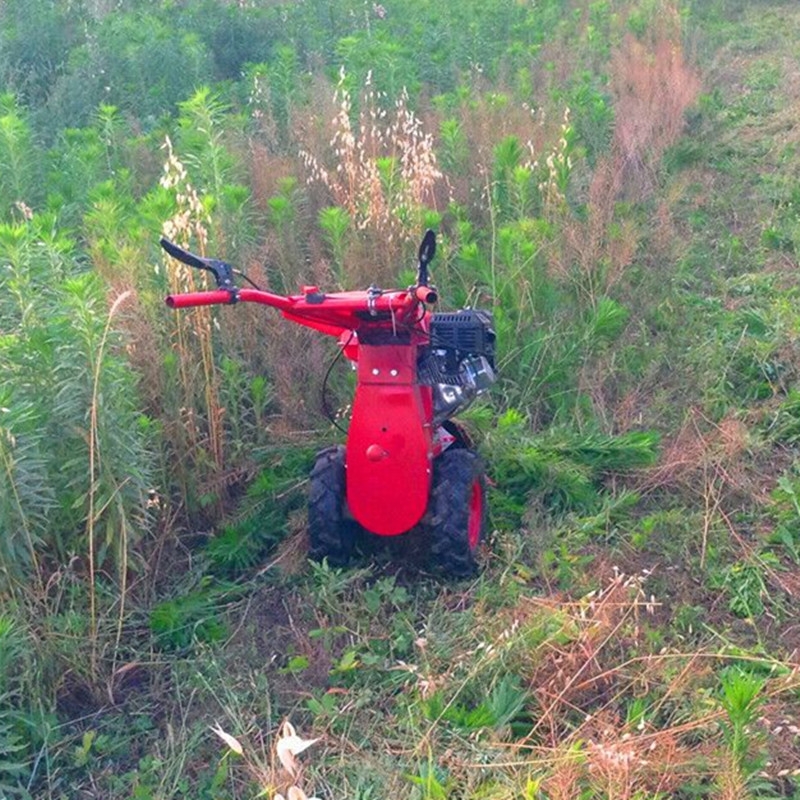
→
(429, 448, 487, 577)
(308, 446, 357, 566)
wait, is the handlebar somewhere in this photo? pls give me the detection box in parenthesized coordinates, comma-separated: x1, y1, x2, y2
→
(166, 288, 294, 310)
(164, 287, 414, 313)
(415, 286, 438, 304)
(165, 290, 236, 309)
(160, 232, 439, 336)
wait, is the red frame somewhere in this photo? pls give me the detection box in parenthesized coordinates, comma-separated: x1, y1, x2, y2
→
(167, 284, 436, 535)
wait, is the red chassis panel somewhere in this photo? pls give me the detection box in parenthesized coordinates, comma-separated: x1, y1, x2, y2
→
(346, 344, 434, 536)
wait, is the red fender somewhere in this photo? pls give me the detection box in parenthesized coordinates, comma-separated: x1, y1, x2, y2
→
(346, 345, 433, 535)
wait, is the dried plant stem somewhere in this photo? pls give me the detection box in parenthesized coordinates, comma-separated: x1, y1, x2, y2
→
(86, 290, 132, 679)
(718, 504, 797, 600)
(112, 503, 129, 670)
(161, 136, 224, 484)
(701, 469, 723, 570)
(201, 313, 224, 471)
(527, 596, 638, 743)
(0, 446, 44, 600)
(485, 168, 498, 303)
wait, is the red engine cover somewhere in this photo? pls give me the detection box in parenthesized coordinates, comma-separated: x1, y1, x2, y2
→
(346, 344, 433, 535)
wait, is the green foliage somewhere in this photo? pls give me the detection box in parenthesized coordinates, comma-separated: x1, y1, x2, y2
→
(60, 275, 153, 562)
(0, 615, 29, 795)
(437, 119, 468, 176)
(567, 71, 614, 166)
(487, 409, 658, 524)
(0, 95, 40, 220)
(50, 12, 213, 128)
(204, 447, 314, 576)
(0, 392, 54, 590)
(1, 0, 571, 139)
(0, 223, 153, 587)
(217, 355, 274, 458)
(265, 176, 308, 292)
(177, 89, 239, 192)
(406, 763, 451, 800)
(318, 205, 351, 285)
(0, 0, 77, 108)
(588, 296, 629, 343)
(766, 390, 800, 446)
(180, 1, 279, 81)
(422, 675, 528, 734)
(46, 127, 115, 226)
(175, 88, 255, 251)
(335, 31, 417, 99)
(150, 584, 229, 651)
(768, 472, 800, 563)
(0, 613, 51, 797)
(269, 45, 304, 144)
(712, 556, 776, 619)
(719, 667, 767, 775)
(492, 136, 530, 222)
(446, 204, 637, 422)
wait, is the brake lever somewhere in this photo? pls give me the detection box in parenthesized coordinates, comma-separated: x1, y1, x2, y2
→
(160, 237, 237, 291)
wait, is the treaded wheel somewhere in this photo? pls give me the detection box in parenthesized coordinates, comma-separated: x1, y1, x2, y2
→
(308, 446, 357, 566)
(429, 448, 487, 577)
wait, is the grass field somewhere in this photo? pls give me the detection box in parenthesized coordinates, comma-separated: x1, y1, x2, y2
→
(3, 1, 800, 798)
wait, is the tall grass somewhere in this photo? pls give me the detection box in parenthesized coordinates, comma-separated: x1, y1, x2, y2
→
(610, 7, 702, 199)
(160, 134, 226, 495)
(0, 222, 154, 685)
(300, 73, 443, 284)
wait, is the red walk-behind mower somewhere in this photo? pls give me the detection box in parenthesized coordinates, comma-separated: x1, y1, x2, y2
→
(161, 231, 496, 576)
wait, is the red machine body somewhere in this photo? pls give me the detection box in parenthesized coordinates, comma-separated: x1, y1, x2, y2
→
(168, 283, 436, 535)
(162, 232, 496, 575)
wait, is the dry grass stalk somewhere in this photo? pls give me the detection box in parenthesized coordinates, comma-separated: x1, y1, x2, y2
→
(640, 409, 751, 497)
(520, 571, 710, 795)
(554, 153, 638, 300)
(247, 68, 281, 152)
(300, 71, 443, 283)
(539, 107, 575, 213)
(261, 313, 329, 429)
(160, 136, 224, 475)
(456, 571, 731, 796)
(610, 4, 701, 199)
(637, 409, 764, 570)
(548, 2, 699, 300)
(535, 743, 586, 800)
(249, 146, 298, 213)
(378, 568, 800, 796)
(524, 569, 656, 733)
(86, 289, 134, 680)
